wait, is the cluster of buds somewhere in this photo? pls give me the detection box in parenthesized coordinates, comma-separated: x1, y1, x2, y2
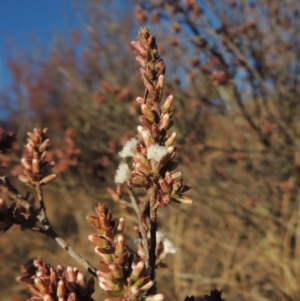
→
(18, 256, 95, 301)
(19, 128, 57, 187)
(113, 27, 192, 206)
(0, 197, 36, 232)
(87, 203, 163, 301)
(131, 28, 165, 95)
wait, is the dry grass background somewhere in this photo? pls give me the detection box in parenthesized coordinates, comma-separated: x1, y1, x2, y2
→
(2, 107, 300, 301)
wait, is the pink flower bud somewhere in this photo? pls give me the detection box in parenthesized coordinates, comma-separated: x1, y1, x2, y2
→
(98, 276, 122, 292)
(162, 95, 173, 113)
(167, 146, 174, 154)
(34, 277, 47, 293)
(130, 261, 144, 281)
(107, 188, 120, 202)
(21, 158, 32, 170)
(115, 234, 125, 257)
(88, 234, 108, 248)
(131, 41, 147, 55)
(76, 271, 87, 288)
(165, 132, 176, 147)
(66, 266, 76, 282)
(171, 171, 182, 181)
(140, 280, 154, 292)
(94, 247, 113, 264)
(141, 104, 155, 123)
(135, 162, 151, 176)
(172, 181, 181, 192)
(130, 285, 140, 297)
(157, 74, 165, 88)
(109, 263, 124, 280)
(39, 174, 57, 185)
(159, 179, 172, 194)
(164, 171, 172, 184)
(172, 194, 193, 204)
(131, 174, 149, 186)
(32, 158, 40, 174)
(150, 160, 161, 175)
(40, 151, 47, 160)
(141, 128, 155, 147)
(39, 138, 50, 153)
(133, 152, 149, 166)
(116, 217, 125, 233)
(136, 96, 146, 105)
(159, 113, 170, 130)
(57, 280, 66, 298)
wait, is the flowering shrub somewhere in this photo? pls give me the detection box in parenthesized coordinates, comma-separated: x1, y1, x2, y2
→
(0, 27, 223, 301)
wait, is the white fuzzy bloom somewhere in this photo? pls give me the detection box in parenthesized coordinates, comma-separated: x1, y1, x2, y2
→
(147, 144, 168, 162)
(156, 231, 177, 260)
(162, 237, 177, 254)
(114, 162, 132, 184)
(132, 231, 177, 258)
(155, 231, 177, 253)
(119, 138, 137, 158)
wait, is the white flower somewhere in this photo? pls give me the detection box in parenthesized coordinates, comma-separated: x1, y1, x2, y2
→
(119, 138, 137, 158)
(131, 231, 177, 259)
(156, 230, 177, 254)
(114, 162, 132, 184)
(162, 237, 177, 254)
(147, 144, 168, 162)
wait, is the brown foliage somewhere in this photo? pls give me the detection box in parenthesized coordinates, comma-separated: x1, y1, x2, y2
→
(1, 0, 300, 301)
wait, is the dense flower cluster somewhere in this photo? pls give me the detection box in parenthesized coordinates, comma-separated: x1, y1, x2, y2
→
(18, 256, 95, 301)
(87, 203, 164, 301)
(0, 27, 196, 301)
(19, 128, 57, 187)
(112, 27, 192, 207)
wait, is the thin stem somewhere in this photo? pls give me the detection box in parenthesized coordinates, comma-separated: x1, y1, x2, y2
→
(0, 179, 98, 278)
(42, 224, 98, 277)
(34, 182, 97, 277)
(35, 183, 47, 218)
(148, 184, 159, 294)
(127, 185, 149, 267)
(116, 198, 133, 208)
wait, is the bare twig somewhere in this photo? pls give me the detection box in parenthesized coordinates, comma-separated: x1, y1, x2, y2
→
(35, 183, 98, 277)
(0, 178, 98, 278)
(148, 184, 159, 294)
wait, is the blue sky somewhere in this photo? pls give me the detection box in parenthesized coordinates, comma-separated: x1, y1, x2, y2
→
(0, 1, 78, 91)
